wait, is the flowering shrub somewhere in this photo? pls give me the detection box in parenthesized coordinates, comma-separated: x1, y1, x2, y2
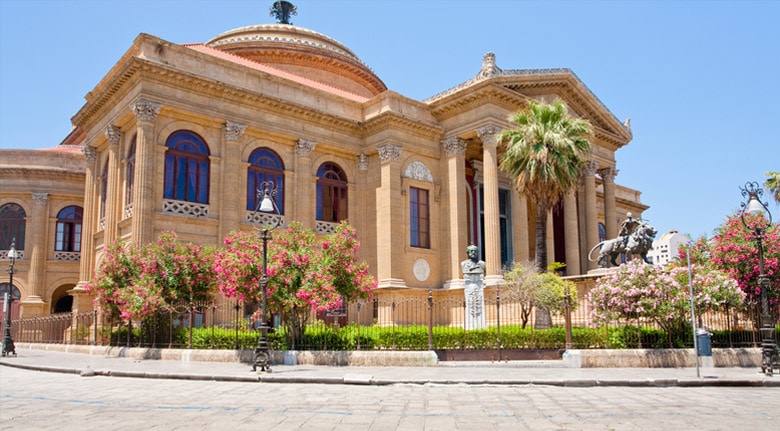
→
(214, 221, 376, 347)
(87, 232, 216, 322)
(710, 214, 779, 304)
(588, 259, 744, 347)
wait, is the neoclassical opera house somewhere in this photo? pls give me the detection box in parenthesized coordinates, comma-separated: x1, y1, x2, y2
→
(0, 13, 647, 320)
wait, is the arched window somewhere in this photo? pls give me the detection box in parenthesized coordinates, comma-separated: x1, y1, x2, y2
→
(125, 136, 136, 209)
(316, 162, 348, 222)
(163, 131, 210, 204)
(0, 203, 26, 250)
(246, 148, 285, 212)
(410, 187, 430, 248)
(598, 223, 607, 243)
(99, 160, 108, 222)
(55, 206, 83, 252)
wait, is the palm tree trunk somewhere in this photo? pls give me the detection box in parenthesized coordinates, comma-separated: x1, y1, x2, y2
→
(535, 203, 548, 272)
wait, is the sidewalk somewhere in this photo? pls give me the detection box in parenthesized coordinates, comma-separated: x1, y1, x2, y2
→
(1, 347, 777, 387)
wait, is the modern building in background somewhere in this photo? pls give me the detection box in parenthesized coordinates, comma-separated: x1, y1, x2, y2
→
(0, 11, 647, 319)
(648, 230, 687, 267)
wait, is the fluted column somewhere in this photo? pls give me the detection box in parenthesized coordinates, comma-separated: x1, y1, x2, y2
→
(442, 137, 468, 284)
(19, 192, 49, 316)
(131, 100, 160, 244)
(477, 125, 502, 280)
(294, 139, 316, 230)
(599, 167, 619, 240)
(563, 190, 581, 275)
(103, 125, 122, 243)
(355, 153, 370, 265)
(220, 121, 246, 240)
(511, 190, 530, 263)
(74, 146, 97, 297)
(583, 161, 599, 270)
(546, 211, 555, 265)
(376, 143, 405, 288)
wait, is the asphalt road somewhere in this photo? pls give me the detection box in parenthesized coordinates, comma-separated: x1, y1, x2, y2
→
(1, 366, 777, 430)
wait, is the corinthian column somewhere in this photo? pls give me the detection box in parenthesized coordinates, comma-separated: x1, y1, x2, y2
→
(131, 100, 160, 244)
(563, 190, 581, 275)
(442, 137, 468, 284)
(294, 139, 316, 230)
(219, 121, 246, 240)
(74, 145, 97, 298)
(103, 125, 122, 242)
(477, 125, 502, 282)
(583, 161, 599, 270)
(21, 192, 49, 316)
(376, 143, 405, 288)
(599, 167, 619, 240)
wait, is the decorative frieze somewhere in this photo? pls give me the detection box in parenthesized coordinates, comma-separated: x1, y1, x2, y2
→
(131, 100, 161, 123)
(223, 121, 247, 142)
(404, 161, 433, 182)
(105, 125, 122, 146)
(442, 137, 466, 157)
(296, 139, 316, 157)
(378, 143, 402, 164)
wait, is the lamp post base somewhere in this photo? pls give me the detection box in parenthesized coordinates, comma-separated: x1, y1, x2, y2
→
(760, 325, 778, 377)
(252, 327, 271, 372)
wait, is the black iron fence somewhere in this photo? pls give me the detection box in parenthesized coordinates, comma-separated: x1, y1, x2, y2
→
(7, 291, 778, 351)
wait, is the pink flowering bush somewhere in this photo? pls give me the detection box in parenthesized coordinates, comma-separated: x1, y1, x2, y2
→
(214, 221, 376, 347)
(710, 214, 779, 305)
(588, 259, 744, 347)
(87, 232, 217, 323)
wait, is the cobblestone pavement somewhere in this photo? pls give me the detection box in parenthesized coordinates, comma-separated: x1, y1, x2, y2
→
(1, 365, 777, 431)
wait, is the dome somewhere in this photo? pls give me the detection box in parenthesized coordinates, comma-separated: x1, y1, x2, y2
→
(205, 24, 386, 98)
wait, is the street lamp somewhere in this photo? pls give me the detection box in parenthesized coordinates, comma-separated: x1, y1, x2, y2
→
(2, 238, 18, 357)
(251, 181, 282, 372)
(740, 181, 777, 376)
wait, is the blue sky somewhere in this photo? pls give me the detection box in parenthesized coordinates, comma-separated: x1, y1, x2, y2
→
(1, 0, 778, 240)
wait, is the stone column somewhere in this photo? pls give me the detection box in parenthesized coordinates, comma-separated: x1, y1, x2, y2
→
(375, 143, 405, 288)
(130, 100, 160, 244)
(563, 190, 581, 275)
(583, 161, 599, 270)
(74, 145, 97, 296)
(103, 125, 122, 243)
(599, 167, 619, 240)
(20, 192, 49, 316)
(355, 153, 370, 264)
(546, 211, 555, 265)
(511, 190, 530, 262)
(294, 139, 316, 230)
(219, 121, 246, 240)
(477, 125, 502, 281)
(442, 137, 468, 285)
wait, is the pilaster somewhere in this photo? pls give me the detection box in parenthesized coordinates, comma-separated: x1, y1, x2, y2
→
(376, 143, 406, 288)
(599, 167, 619, 240)
(130, 100, 160, 244)
(294, 139, 316, 230)
(583, 161, 599, 270)
(220, 120, 246, 240)
(442, 137, 468, 283)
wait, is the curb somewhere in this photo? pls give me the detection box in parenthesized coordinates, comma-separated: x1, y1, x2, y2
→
(2, 360, 777, 387)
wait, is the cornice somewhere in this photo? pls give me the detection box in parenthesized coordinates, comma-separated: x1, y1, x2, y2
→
(0, 166, 86, 181)
(360, 111, 444, 142)
(427, 83, 525, 121)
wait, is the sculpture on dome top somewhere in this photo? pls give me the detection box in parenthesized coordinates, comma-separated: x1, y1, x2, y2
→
(270, 1, 297, 25)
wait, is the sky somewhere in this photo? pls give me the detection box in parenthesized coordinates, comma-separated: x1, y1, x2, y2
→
(1, 0, 778, 240)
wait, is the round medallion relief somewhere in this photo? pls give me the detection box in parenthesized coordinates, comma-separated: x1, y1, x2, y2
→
(413, 258, 430, 282)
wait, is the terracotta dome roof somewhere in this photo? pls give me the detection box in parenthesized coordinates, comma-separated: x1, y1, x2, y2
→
(205, 24, 386, 98)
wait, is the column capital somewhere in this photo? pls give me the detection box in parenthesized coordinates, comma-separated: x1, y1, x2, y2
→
(296, 138, 316, 157)
(81, 145, 97, 163)
(598, 167, 619, 183)
(223, 120, 247, 142)
(132, 100, 161, 124)
(582, 161, 599, 177)
(378, 143, 402, 164)
(442, 137, 466, 156)
(476, 124, 502, 147)
(105, 125, 122, 146)
(31, 192, 49, 206)
(357, 153, 369, 171)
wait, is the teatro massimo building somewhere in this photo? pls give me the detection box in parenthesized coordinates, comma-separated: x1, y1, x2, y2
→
(0, 10, 647, 320)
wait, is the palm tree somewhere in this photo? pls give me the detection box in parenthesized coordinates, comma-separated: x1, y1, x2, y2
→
(500, 99, 592, 272)
(765, 171, 780, 204)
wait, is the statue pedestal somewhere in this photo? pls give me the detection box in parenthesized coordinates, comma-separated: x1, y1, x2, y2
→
(464, 274, 486, 330)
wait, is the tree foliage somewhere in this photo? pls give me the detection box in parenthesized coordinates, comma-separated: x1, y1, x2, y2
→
(499, 99, 592, 270)
(503, 260, 577, 328)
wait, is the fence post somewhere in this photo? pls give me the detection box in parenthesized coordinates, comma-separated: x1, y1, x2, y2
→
(356, 301, 362, 351)
(391, 301, 396, 349)
(564, 286, 572, 349)
(93, 310, 98, 345)
(427, 290, 433, 351)
(496, 286, 502, 361)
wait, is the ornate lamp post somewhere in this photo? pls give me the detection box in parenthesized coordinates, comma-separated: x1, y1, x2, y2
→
(740, 181, 777, 376)
(251, 181, 282, 372)
(2, 238, 18, 357)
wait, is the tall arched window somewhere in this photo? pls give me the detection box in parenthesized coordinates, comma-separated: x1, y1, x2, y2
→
(247, 148, 285, 212)
(0, 203, 26, 250)
(598, 222, 607, 243)
(99, 160, 108, 222)
(125, 135, 136, 209)
(55, 206, 83, 252)
(0, 283, 21, 320)
(316, 162, 348, 222)
(163, 131, 210, 204)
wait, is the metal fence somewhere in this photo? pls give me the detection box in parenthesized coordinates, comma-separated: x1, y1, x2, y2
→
(7, 291, 778, 351)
